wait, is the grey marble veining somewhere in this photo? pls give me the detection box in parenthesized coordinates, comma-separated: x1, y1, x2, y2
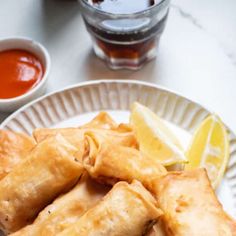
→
(171, 0, 236, 66)
(171, 4, 204, 30)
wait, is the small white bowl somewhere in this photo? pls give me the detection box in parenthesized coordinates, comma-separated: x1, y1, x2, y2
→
(0, 37, 51, 112)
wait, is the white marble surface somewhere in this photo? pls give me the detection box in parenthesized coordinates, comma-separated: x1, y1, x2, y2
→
(0, 0, 236, 132)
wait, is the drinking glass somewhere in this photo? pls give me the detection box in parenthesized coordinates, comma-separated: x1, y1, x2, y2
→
(79, 0, 170, 70)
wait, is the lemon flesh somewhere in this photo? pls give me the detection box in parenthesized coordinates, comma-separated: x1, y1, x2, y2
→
(130, 102, 187, 166)
(185, 115, 229, 188)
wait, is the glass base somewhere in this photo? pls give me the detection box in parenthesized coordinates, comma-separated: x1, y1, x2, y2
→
(92, 37, 160, 70)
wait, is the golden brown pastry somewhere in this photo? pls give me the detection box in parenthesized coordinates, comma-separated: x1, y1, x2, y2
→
(82, 111, 137, 133)
(33, 127, 138, 161)
(10, 173, 110, 236)
(33, 128, 138, 148)
(33, 127, 86, 158)
(82, 111, 118, 130)
(33, 111, 117, 143)
(0, 130, 35, 180)
(0, 134, 83, 234)
(83, 131, 166, 186)
(152, 169, 236, 236)
(146, 220, 166, 236)
(58, 180, 163, 236)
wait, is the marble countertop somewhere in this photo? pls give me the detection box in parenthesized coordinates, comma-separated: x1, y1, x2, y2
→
(0, 0, 236, 131)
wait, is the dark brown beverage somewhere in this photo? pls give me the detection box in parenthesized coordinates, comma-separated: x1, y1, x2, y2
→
(81, 0, 170, 69)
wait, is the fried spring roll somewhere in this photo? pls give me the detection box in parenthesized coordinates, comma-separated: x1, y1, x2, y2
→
(82, 111, 118, 130)
(0, 130, 35, 180)
(34, 127, 137, 147)
(0, 134, 83, 234)
(82, 111, 136, 133)
(152, 169, 236, 236)
(10, 173, 110, 236)
(33, 127, 138, 161)
(33, 127, 86, 158)
(83, 132, 166, 186)
(33, 111, 117, 143)
(58, 180, 163, 236)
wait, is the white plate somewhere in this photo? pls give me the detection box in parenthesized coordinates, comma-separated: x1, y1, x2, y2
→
(1, 80, 236, 218)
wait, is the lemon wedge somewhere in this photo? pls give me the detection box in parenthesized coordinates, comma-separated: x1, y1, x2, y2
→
(130, 102, 187, 166)
(185, 115, 229, 188)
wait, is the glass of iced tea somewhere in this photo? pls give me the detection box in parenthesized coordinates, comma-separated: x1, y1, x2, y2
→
(79, 0, 170, 70)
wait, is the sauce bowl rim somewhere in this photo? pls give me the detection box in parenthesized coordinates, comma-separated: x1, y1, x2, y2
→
(0, 36, 51, 104)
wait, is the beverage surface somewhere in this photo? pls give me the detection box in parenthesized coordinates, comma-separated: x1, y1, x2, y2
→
(87, 0, 160, 14)
(85, 13, 167, 42)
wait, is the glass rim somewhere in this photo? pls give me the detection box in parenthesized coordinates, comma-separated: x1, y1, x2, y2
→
(79, 0, 169, 18)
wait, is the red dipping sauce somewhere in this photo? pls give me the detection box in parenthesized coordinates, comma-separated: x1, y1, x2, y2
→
(0, 49, 44, 99)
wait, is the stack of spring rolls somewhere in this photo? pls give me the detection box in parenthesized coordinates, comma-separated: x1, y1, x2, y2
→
(0, 112, 235, 236)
